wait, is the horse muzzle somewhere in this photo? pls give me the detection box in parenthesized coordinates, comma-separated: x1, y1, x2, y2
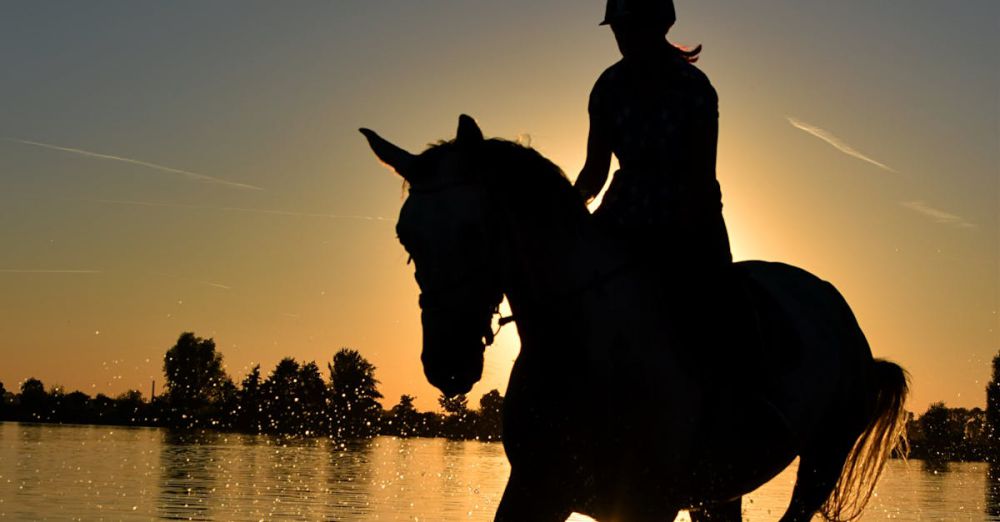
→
(422, 347, 483, 397)
(420, 307, 488, 397)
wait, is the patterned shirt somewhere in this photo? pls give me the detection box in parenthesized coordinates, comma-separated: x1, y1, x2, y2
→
(590, 53, 731, 267)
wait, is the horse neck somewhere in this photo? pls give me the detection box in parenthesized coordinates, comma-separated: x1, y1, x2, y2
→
(496, 202, 610, 350)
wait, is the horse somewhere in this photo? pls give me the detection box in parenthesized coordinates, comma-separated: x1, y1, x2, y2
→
(361, 115, 908, 522)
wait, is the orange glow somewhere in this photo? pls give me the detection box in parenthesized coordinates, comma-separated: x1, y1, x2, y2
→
(0, 3, 994, 417)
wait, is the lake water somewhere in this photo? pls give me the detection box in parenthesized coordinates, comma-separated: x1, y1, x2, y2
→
(0, 423, 996, 521)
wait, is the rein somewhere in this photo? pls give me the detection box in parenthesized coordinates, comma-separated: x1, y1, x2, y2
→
(407, 180, 508, 346)
(491, 260, 633, 337)
(406, 160, 627, 347)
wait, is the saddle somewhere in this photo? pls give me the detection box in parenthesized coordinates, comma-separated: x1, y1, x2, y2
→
(732, 263, 804, 378)
(662, 262, 803, 387)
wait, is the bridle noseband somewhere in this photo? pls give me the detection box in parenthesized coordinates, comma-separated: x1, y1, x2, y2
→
(406, 180, 513, 347)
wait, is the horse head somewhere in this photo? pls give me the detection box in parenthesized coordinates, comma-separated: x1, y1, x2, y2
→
(361, 115, 504, 397)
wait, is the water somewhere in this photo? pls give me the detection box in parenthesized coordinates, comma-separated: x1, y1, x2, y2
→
(0, 423, 996, 521)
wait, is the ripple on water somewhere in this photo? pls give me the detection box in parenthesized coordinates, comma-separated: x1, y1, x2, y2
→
(0, 423, 996, 521)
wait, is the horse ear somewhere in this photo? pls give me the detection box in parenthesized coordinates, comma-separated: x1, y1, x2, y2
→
(456, 114, 484, 144)
(360, 128, 415, 178)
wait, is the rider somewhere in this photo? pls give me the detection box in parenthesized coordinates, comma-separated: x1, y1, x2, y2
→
(576, 0, 731, 278)
(576, 1, 794, 453)
(576, 0, 739, 371)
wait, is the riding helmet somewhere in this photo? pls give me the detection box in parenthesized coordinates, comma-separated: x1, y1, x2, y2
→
(600, 0, 677, 27)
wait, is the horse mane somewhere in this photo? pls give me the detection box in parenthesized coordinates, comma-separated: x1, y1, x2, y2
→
(418, 137, 590, 231)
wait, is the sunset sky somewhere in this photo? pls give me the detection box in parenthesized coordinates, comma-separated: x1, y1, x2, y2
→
(1, 1, 996, 415)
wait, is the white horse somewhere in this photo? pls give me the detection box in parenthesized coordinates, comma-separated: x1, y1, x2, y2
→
(362, 115, 908, 521)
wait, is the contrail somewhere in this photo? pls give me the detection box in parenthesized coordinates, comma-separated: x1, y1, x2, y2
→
(0, 269, 101, 274)
(786, 117, 897, 173)
(900, 200, 976, 229)
(149, 271, 232, 290)
(5, 138, 264, 191)
(78, 197, 390, 222)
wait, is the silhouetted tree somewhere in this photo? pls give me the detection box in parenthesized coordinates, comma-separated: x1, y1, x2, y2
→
(92, 394, 117, 423)
(19, 378, 48, 421)
(115, 390, 146, 424)
(440, 394, 469, 415)
(162, 332, 230, 427)
(918, 403, 953, 462)
(54, 391, 92, 424)
(46, 386, 66, 421)
(257, 358, 328, 435)
(989, 352, 1000, 461)
(961, 408, 989, 461)
(0, 379, 157, 427)
(418, 410, 445, 437)
(296, 361, 329, 435)
(388, 395, 421, 437)
(0, 381, 6, 419)
(478, 389, 504, 441)
(439, 394, 476, 439)
(328, 348, 383, 439)
(237, 365, 264, 433)
(913, 402, 988, 464)
(260, 358, 301, 434)
(213, 378, 239, 430)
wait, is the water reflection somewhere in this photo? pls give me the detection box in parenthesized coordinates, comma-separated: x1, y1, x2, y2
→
(14, 422, 46, 506)
(327, 438, 376, 518)
(921, 458, 950, 473)
(0, 424, 161, 518)
(1, 424, 997, 521)
(158, 431, 220, 520)
(440, 438, 472, 515)
(158, 431, 359, 520)
(988, 463, 999, 518)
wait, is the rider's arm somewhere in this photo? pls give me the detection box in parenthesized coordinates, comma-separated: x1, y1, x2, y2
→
(576, 125, 613, 204)
(575, 86, 613, 204)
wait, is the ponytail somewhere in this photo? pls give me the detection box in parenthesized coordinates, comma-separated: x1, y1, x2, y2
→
(672, 42, 702, 63)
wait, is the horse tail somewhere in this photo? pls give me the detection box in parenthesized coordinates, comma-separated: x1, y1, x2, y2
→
(822, 359, 910, 521)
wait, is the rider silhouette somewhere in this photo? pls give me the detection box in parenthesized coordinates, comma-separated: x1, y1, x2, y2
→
(575, 0, 794, 460)
(576, 1, 796, 456)
(577, 0, 749, 388)
(576, 0, 732, 275)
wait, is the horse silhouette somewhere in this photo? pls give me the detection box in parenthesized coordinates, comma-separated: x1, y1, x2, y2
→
(361, 115, 908, 522)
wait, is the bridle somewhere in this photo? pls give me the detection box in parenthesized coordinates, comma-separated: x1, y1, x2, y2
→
(405, 178, 631, 347)
(405, 180, 512, 347)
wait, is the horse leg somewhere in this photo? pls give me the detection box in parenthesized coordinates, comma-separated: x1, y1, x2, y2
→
(494, 471, 572, 522)
(778, 440, 853, 522)
(780, 358, 909, 522)
(689, 498, 742, 521)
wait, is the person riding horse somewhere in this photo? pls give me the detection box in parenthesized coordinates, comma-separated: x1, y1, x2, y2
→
(577, 0, 738, 378)
(360, 2, 909, 518)
(576, 0, 731, 275)
(361, 115, 909, 521)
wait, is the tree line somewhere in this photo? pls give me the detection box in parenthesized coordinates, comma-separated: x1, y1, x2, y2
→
(0, 334, 997, 461)
(903, 352, 999, 464)
(0, 332, 502, 441)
